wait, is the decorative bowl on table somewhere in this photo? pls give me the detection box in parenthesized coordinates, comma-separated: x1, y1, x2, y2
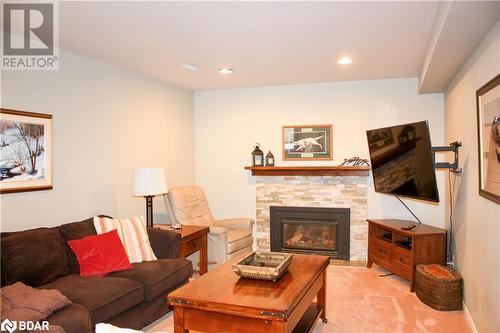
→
(233, 251, 293, 281)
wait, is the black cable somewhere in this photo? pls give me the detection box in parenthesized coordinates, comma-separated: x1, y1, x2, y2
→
(395, 195, 422, 224)
(448, 171, 456, 264)
(379, 273, 395, 278)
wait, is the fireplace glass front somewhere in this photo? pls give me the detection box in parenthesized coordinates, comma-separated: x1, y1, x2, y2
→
(270, 206, 350, 259)
(283, 221, 337, 252)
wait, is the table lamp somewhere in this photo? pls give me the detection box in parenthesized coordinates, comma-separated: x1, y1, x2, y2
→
(132, 167, 167, 227)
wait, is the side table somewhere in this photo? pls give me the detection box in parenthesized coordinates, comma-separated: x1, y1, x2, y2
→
(154, 224, 209, 275)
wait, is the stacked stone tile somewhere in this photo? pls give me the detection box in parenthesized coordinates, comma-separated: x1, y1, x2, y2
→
(256, 176, 368, 261)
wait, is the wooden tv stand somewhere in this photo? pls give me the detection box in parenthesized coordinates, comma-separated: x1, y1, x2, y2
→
(367, 219, 446, 292)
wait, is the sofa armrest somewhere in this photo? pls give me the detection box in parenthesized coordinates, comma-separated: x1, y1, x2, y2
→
(215, 218, 254, 231)
(147, 228, 181, 259)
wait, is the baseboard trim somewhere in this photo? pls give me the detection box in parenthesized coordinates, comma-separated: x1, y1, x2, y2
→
(463, 302, 478, 333)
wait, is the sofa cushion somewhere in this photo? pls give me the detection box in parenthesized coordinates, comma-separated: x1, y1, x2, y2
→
(68, 230, 132, 277)
(226, 229, 253, 255)
(1, 228, 69, 287)
(58, 218, 97, 273)
(108, 258, 192, 301)
(39, 274, 143, 324)
(93, 216, 157, 263)
(46, 303, 92, 333)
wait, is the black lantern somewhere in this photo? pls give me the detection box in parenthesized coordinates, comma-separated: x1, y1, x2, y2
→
(398, 125, 416, 144)
(251, 143, 264, 166)
(266, 151, 275, 166)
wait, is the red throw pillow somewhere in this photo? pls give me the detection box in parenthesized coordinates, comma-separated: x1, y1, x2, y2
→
(68, 230, 132, 276)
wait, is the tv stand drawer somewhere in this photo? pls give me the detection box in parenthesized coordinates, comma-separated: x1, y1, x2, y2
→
(392, 252, 411, 270)
(373, 238, 391, 259)
(392, 246, 411, 268)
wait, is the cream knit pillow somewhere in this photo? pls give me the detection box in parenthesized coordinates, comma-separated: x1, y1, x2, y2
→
(93, 216, 157, 263)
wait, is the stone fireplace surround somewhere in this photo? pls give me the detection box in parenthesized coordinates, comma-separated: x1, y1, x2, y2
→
(255, 174, 368, 261)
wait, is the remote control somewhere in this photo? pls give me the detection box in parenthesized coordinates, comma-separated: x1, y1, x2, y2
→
(401, 224, 417, 230)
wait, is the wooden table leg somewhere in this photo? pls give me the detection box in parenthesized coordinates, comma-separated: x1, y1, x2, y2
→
(199, 234, 208, 275)
(174, 307, 188, 333)
(317, 269, 327, 323)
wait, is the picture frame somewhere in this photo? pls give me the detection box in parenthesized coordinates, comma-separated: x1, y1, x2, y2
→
(476, 73, 500, 204)
(367, 128, 394, 151)
(0, 108, 53, 193)
(282, 124, 332, 160)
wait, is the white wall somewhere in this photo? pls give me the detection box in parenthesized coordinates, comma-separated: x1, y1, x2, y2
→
(445, 18, 500, 333)
(195, 78, 445, 227)
(1, 50, 194, 231)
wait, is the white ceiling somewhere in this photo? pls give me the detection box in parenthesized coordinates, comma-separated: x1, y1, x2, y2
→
(55, 1, 499, 91)
(419, 1, 500, 93)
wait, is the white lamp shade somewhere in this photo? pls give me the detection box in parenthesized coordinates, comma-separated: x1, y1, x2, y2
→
(132, 167, 167, 196)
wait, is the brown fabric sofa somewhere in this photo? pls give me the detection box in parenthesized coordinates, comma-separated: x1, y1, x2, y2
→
(0, 217, 193, 333)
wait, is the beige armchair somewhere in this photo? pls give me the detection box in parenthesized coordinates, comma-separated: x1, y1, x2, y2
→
(166, 185, 254, 269)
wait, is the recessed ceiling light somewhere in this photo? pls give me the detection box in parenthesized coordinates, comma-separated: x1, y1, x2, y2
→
(181, 63, 198, 71)
(217, 68, 234, 74)
(337, 57, 353, 65)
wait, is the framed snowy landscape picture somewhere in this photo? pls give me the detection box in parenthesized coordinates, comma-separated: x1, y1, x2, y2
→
(0, 109, 53, 193)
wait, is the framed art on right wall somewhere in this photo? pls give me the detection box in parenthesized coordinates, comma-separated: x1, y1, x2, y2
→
(476, 73, 500, 204)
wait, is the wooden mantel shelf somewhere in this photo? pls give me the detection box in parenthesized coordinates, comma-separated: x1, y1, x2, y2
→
(244, 166, 370, 177)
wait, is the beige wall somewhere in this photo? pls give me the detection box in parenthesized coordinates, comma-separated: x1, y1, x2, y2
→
(195, 78, 445, 228)
(445, 19, 500, 333)
(1, 50, 194, 231)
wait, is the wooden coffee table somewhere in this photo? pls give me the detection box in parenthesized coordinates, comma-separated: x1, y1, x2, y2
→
(168, 254, 329, 333)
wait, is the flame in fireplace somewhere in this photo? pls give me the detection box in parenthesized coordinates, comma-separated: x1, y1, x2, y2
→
(284, 224, 336, 251)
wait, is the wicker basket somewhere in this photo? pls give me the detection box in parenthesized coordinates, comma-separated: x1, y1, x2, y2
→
(233, 252, 293, 281)
(415, 264, 462, 311)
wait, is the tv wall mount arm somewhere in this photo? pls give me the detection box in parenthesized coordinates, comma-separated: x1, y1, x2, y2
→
(432, 141, 462, 173)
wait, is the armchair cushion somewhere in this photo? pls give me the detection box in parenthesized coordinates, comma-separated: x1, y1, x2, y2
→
(167, 186, 215, 226)
(214, 218, 254, 231)
(227, 247, 253, 260)
(226, 229, 253, 255)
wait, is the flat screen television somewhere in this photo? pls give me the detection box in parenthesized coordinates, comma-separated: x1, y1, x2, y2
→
(366, 121, 439, 202)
